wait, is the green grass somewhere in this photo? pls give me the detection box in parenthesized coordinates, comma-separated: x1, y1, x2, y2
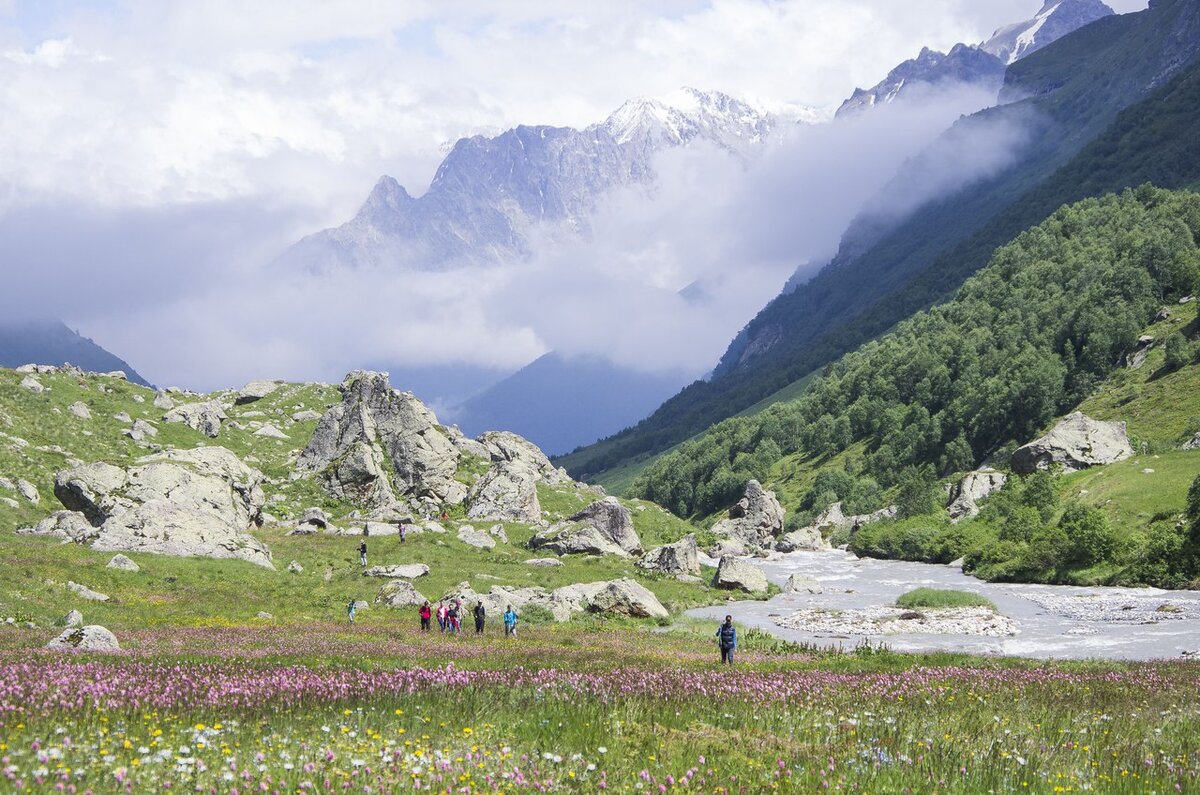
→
(895, 587, 997, 612)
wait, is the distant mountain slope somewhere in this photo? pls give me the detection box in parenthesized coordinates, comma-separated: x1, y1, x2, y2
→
(0, 320, 151, 387)
(449, 353, 696, 457)
(982, 0, 1115, 64)
(278, 88, 798, 274)
(559, 0, 1200, 484)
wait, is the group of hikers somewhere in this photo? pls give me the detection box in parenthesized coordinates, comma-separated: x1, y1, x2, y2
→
(348, 529, 740, 662)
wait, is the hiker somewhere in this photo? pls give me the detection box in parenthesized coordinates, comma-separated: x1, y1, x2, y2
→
(715, 615, 737, 664)
(441, 509, 450, 522)
(503, 605, 518, 637)
(419, 601, 432, 632)
(398, 520, 407, 543)
(347, 598, 357, 624)
(447, 601, 461, 634)
(473, 601, 486, 635)
(437, 601, 448, 632)
(359, 539, 368, 567)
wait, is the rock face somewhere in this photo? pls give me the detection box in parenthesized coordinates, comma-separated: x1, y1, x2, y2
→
(946, 469, 1007, 521)
(297, 370, 463, 510)
(464, 431, 562, 522)
(375, 579, 428, 608)
(363, 564, 429, 579)
(236, 380, 280, 404)
(1010, 412, 1134, 475)
(46, 625, 120, 652)
(530, 497, 642, 558)
(638, 535, 701, 577)
(587, 578, 669, 619)
(163, 400, 227, 437)
(711, 481, 784, 551)
(106, 553, 140, 572)
(713, 556, 769, 595)
(38, 447, 273, 568)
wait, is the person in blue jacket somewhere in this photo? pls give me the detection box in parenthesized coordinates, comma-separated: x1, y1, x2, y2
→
(503, 605, 518, 637)
(715, 615, 737, 664)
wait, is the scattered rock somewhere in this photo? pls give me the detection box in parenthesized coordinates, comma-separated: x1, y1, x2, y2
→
(1155, 307, 1172, 322)
(125, 419, 159, 442)
(67, 581, 110, 602)
(1011, 412, 1133, 475)
(236, 380, 280, 404)
(113, 411, 133, 423)
(163, 400, 227, 437)
(59, 610, 84, 628)
(375, 579, 428, 608)
(46, 625, 120, 652)
(488, 524, 510, 544)
(153, 391, 175, 410)
(638, 535, 701, 577)
(253, 423, 289, 440)
(16, 479, 39, 504)
(18, 510, 97, 542)
(811, 502, 897, 533)
(0, 476, 13, 491)
(363, 564, 429, 579)
(775, 606, 1016, 637)
(711, 538, 747, 558)
(256, 611, 273, 619)
(19, 375, 44, 393)
(713, 556, 769, 595)
(68, 401, 92, 420)
(1, 497, 17, 509)
(586, 578, 669, 619)
(1183, 432, 1200, 451)
(457, 525, 497, 550)
(525, 558, 565, 567)
(292, 409, 321, 422)
(946, 469, 1007, 521)
(106, 553, 140, 572)
(711, 480, 784, 550)
(287, 560, 304, 574)
(784, 574, 823, 594)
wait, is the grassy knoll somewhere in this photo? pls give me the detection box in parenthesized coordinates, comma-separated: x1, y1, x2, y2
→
(895, 588, 997, 611)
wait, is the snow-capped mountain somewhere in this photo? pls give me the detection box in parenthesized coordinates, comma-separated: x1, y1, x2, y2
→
(278, 88, 807, 274)
(836, 0, 1114, 119)
(982, 0, 1114, 65)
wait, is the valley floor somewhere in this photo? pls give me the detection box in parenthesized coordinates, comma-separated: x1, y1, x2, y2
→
(1, 621, 1198, 794)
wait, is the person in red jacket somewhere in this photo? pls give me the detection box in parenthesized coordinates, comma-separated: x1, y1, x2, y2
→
(419, 601, 432, 632)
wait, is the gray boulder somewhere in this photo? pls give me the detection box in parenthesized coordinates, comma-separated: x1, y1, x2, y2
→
(153, 391, 175, 410)
(713, 556, 769, 595)
(17, 478, 40, 504)
(1011, 412, 1134, 475)
(1183, 432, 1200, 451)
(784, 574, 823, 594)
(586, 578, 669, 619)
(946, 469, 1007, 521)
(710, 480, 784, 550)
(638, 535, 701, 577)
(457, 525, 497, 550)
(48, 447, 273, 568)
(466, 459, 540, 522)
(568, 497, 642, 554)
(69, 401, 92, 420)
(375, 579, 428, 608)
(810, 502, 896, 533)
(236, 380, 280, 404)
(530, 497, 641, 558)
(775, 527, 826, 553)
(59, 610, 84, 628)
(363, 563, 429, 579)
(67, 581, 110, 602)
(297, 371, 462, 510)
(107, 553, 140, 572)
(254, 423, 289, 440)
(126, 419, 159, 442)
(20, 375, 44, 392)
(292, 409, 322, 422)
(287, 560, 304, 574)
(18, 510, 99, 543)
(46, 625, 120, 652)
(163, 400, 227, 437)
(525, 557, 565, 567)
(113, 411, 133, 423)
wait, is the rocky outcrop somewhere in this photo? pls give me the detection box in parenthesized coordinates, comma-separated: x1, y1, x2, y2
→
(810, 502, 896, 534)
(31, 447, 273, 568)
(465, 460, 540, 522)
(1125, 335, 1155, 369)
(586, 578, 669, 619)
(457, 525, 497, 550)
(1183, 432, 1200, 451)
(363, 563, 429, 579)
(638, 535, 701, 577)
(163, 400, 227, 437)
(297, 371, 463, 511)
(711, 480, 784, 550)
(1010, 412, 1134, 475)
(713, 556, 769, 595)
(46, 625, 120, 652)
(236, 380, 280, 404)
(18, 510, 96, 542)
(529, 497, 642, 558)
(291, 507, 330, 535)
(375, 579, 428, 608)
(946, 469, 1007, 521)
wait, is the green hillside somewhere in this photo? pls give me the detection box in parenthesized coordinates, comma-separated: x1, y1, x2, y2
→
(628, 187, 1200, 587)
(559, 0, 1200, 485)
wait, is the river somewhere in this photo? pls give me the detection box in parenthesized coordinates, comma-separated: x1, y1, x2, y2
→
(687, 549, 1200, 660)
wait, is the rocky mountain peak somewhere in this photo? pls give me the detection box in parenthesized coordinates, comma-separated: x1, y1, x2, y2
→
(982, 0, 1114, 64)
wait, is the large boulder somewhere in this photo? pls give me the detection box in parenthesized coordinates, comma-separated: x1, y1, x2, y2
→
(37, 447, 273, 568)
(1010, 412, 1134, 475)
(586, 578, 669, 619)
(775, 526, 826, 553)
(297, 371, 463, 510)
(18, 510, 98, 543)
(163, 400, 227, 437)
(375, 579, 428, 608)
(946, 469, 1007, 521)
(235, 380, 280, 404)
(713, 556, 769, 595)
(466, 460, 540, 522)
(45, 625, 120, 652)
(107, 553, 140, 572)
(457, 525, 497, 550)
(711, 481, 785, 550)
(638, 535, 701, 577)
(530, 498, 642, 558)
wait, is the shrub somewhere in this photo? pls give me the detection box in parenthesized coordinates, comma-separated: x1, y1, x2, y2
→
(895, 588, 996, 611)
(1059, 503, 1119, 566)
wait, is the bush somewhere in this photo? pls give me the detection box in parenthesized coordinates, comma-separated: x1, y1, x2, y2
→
(519, 604, 557, 625)
(1058, 503, 1119, 566)
(1163, 331, 1192, 372)
(895, 588, 996, 611)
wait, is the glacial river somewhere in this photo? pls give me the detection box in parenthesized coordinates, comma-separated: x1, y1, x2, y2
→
(687, 549, 1200, 660)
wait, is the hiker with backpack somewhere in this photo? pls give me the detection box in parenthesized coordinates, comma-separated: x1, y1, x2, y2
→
(715, 615, 737, 664)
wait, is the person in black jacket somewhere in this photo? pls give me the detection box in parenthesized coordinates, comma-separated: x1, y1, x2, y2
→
(473, 602, 486, 635)
(715, 615, 737, 664)
(358, 540, 368, 567)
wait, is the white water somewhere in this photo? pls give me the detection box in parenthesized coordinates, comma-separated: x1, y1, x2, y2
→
(687, 550, 1200, 660)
